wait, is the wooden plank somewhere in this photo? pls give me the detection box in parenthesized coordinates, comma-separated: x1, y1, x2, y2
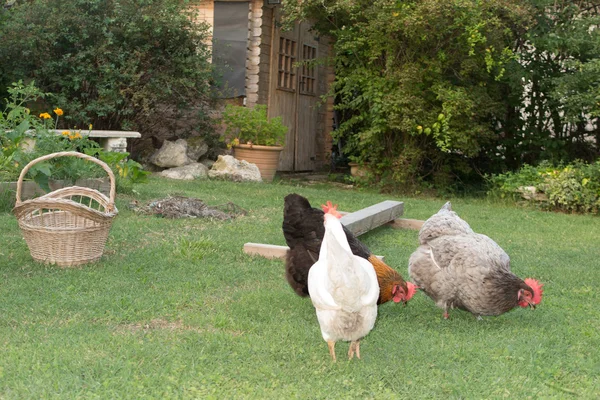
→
(388, 218, 424, 231)
(243, 243, 385, 261)
(244, 243, 289, 259)
(243, 200, 402, 260)
(340, 200, 404, 236)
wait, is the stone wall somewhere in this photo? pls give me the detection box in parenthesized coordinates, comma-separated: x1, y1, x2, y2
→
(257, 6, 274, 106)
(246, 0, 263, 107)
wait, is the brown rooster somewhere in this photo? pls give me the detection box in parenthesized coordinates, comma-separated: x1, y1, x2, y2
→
(408, 202, 543, 318)
(282, 193, 416, 305)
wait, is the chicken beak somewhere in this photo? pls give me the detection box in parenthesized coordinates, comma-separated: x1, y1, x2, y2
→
(528, 300, 536, 309)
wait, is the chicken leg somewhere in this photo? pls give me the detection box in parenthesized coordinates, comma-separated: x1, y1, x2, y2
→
(328, 340, 336, 362)
(348, 340, 361, 360)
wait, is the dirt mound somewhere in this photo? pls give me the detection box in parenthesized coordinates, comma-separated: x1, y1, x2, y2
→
(131, 196, 247, 219)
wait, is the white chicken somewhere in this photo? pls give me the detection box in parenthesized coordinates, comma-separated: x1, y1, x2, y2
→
(307, 203, 379, 361)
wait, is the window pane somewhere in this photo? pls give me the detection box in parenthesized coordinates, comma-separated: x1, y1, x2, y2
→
(213, 2, 249, 98)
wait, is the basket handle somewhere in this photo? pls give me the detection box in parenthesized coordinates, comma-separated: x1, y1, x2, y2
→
(15, 151, 117, 206)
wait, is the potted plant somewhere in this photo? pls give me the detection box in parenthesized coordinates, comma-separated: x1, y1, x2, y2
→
(222, 104, 287, 182)
(348, 160, 371, 178)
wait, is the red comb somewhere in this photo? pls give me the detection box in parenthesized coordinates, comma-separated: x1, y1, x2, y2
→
(524, 278, 543, 305)
(321, 201, 342, 218)
(406, 282, 418, 301)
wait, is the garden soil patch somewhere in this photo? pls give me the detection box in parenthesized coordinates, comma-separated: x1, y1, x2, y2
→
(131, 196, 247, 219)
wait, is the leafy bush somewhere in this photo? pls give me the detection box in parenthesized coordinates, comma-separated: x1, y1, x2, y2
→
(222, 105, 287, 147)
(488, 161, 600, 214)
(285, 0, 600, 192)
(284, 0, 531, 188)
(0, 0, 215, 135)
(486, 162, 554, 200)
(497, 0, 600, 169)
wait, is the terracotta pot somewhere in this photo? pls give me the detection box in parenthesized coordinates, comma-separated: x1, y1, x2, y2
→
(233, 144, 284, 182)
(348, 162, 370, 177)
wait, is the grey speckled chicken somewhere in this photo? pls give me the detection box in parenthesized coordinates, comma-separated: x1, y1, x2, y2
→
(408, 202, 543, 318)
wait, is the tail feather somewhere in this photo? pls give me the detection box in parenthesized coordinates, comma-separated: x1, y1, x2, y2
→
(284, 193, 312, 215)
(282, 193, 320, 248)
(418, 201, 473, 244)
(322, 214, 368, 310)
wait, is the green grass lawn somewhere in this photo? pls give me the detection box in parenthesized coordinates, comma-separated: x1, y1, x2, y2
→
(1, 176, 599, 398)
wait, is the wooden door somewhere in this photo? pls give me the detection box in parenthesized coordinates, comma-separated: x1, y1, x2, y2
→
(269, 21, 299, 171)
(295, 30, 319, 171)
(268, 14, 319, 171)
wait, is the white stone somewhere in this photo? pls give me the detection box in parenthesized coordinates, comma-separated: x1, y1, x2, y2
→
(246, 93, 258, 104)
(250, 46, 261, 56)
(159, 163, 209, 180)
(150, 139, 191, 168)
(208, 155, 262, 182)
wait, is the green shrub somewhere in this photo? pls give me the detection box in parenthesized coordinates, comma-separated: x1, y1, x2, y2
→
(0, 0, 215, 135)
(283, 0, 531, 189)
(486, 161, 554, 200)
(488, 160, 600, 214)
(541, 161, 600, 214)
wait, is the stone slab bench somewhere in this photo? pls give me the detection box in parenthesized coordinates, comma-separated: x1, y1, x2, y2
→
(50, 130, 141, 152)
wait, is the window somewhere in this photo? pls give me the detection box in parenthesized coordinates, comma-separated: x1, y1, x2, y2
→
(300, 45, 317, 95)
(278, 37, 297, 91)
(213, 1, 249, 98)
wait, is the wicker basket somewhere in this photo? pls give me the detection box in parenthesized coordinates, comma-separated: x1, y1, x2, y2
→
(12, 151, 118, 267)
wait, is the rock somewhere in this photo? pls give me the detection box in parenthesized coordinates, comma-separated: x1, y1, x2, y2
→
(200, 158, 215, 169)
(186, 136, 209, 161)
(208, 155, 262, 182)
(149, 139, 191, 168)
(518, 186, 548, 201)
(159, 163, 209, 180)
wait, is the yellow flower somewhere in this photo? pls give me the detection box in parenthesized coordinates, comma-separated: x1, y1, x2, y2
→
(53, 108, 64, 116)
(88, 124, 93, 130)
(39, 112, 52, 119)
(69, 133, 82, 140)
(62, 131, 70, 136)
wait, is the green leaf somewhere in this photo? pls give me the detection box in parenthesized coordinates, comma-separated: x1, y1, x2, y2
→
(33, 173, 51, 193)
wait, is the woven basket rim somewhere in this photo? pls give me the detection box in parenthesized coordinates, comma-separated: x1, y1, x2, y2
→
(14, 151, 116, 208)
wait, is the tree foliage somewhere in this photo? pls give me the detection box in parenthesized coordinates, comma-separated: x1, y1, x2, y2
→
(497, 0, 600, 169)
(284, 0, 600, 191)
(0, 0, 215, 134)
